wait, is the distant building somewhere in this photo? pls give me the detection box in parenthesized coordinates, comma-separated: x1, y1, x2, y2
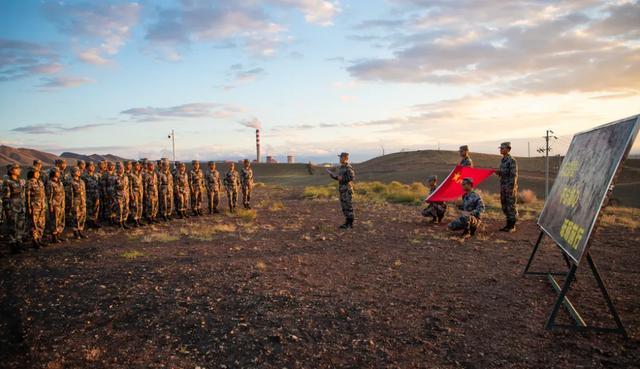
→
(266, 156, 278, 164)
(287, 155, 295, 164)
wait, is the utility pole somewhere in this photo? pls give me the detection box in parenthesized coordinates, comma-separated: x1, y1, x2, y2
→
(168, 130, 176, 163)
(537, 130, 558, 199)
(528, 141, 530, 158)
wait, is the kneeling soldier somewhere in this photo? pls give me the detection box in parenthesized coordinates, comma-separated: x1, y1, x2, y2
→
(448, 177, 485, 238)
(422, 174, 447, 223)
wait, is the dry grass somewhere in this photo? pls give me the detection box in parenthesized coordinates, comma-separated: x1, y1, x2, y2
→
(121, 250, 144, 259)
(303, 181, 427, 205)
(178, 223, 238, 241)
(235, 208, 257, 222)
(141, 232, 179, 243)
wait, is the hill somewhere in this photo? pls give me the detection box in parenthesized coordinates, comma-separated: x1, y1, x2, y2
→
(60, 152, 129, 164)
(0, 145, 61, 167)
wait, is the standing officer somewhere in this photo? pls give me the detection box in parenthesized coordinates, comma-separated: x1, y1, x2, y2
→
(495, 142, 518, 232)
(447, 177, 485, 238)
(328, 152, 355, 229)
(83, 162, 101, 229)
(68, 167, 87, 239)
(129, 161, 144, 227)
(240, 159, 254, 209)
(2, 163, 26, 253)
(158, 160, 172, 221)
(224, 163, 240, 213)
(143, 161, 159, 223)
(205, 161, 221, 214)
(174, 162, 190, 218)
(422, 174, 447, 223)
(113, 162, 130, 229)
(459, 145, 473, 167)
(190, 160, 205, 216)
(47, 168, 66, 243)
(26, 167, 47, 249)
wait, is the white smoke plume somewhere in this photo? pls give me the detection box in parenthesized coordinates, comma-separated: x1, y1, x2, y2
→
(240, 117, 262, 129)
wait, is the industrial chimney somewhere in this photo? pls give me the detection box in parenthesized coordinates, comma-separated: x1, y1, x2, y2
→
(256, 129, 260, 163)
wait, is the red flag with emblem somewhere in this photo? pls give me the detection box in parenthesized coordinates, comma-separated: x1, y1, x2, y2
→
(426, 165, 496, 202)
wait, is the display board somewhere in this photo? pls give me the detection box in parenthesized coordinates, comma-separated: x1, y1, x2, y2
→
(538, 115, 640, 264)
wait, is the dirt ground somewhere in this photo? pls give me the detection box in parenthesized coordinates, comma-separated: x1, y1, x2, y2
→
(1, 187, 639, 369)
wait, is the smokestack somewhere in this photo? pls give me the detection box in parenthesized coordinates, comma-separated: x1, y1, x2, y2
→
(256, 129, 260, 163)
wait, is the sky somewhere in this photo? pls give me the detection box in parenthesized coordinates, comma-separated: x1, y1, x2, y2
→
(0, 0, 639, 163)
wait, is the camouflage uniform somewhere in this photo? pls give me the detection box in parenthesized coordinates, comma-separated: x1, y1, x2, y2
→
(205, 164, 221, 214)
(190, 161, 205, 215)
(102, 163, 115, 222)
(165, 161, 174, 217)
(331, 155, 355, 227)
(143, 166, 159, 222)
(68, 171, 87, 236)
(448, 189, 485, 232)
(46, 173, 66, 241)
(26, 175, 47, 245)
(223, 167, 240, 212)
(422, 177, 447, 222)
(174, 165, 190, 217)
(113, 166, 130, 227)
(459, 145, 473, 167)
(2, 167, 26, 250)
(82, 166, 101, 228)
(158, 165, 172, 220)
(107, 166, 119, 223)
(240, 164, 254, 209)
(128, 166, 144, 225)
(497, 143, 518, 228)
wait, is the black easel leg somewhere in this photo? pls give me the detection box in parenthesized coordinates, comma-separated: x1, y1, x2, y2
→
(586, 253, 628, 339)
(523, 231, 544, 275)
(545, 264, 578, 330)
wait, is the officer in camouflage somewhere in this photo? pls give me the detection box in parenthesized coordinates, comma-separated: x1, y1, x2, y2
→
(422, 174, 447, 223)
(128, 161, 144, 227)
(224, 162, 240, 213)
(3, 163, 26, 253)
(143, 161, 159, 223)
(459, 145, 473, 167)
(448, 177, 485, 238)
(113, 162, 130, 229)
(68, 166, 87, 239)
(240, 159, 254, 209)
(190, 160, 205, 216)
(82, 162, 102, 229)
(26, 167, 47, 248)
(174, 162, 190, 218)
(495, 142, 518, 232)
(328, 152, 355, 229)
(47, 167, 66, 243)
(206, 161, 221, 214)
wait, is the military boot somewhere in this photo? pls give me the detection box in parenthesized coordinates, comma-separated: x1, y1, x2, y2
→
(9, 243, 22, 254)
(32, 239, 41, 249)
(470, 224, 478, 236)
(79, 231, 88, 239)
(73, 231, 82, 240)
(339, 218, 350, 229)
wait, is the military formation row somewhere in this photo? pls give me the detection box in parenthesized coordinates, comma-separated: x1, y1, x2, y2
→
(1, 158, 255, 254)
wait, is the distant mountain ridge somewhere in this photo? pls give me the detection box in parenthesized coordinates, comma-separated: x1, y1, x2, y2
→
(0, 145, 129, 167)
(60, 152, 129, 164)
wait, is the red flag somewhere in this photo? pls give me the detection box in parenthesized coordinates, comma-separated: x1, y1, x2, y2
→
(426, 165, 496, 202)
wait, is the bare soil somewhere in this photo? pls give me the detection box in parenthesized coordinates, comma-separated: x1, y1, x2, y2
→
(1, 187, 639, 369)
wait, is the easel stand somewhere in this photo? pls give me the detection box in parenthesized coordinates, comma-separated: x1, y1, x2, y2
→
(524, 230, 628, 339)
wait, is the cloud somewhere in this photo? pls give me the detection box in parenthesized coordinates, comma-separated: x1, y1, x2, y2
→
(43, 1, 141, 65)
(220, 65, 266, 90)
(121, 102, 243, 121)
(239, 117, 262, 130)
(0, 38, 61, 81)
(38, 76, 95, 89)
(269, 0, 340, 26)
(347, 1, 640, 94)
(11, 123, 111, 135)
(145, 2, 285, 59)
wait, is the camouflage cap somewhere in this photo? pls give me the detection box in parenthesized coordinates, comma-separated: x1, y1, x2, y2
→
(208, 161, 215, 165)
(428, 174, 437, 182)
(87, 161, 95, 167)
(192, 159, 199, 164)
(499, 142, 511, 149)
(459, 145, 469, 151)
(54, 159, 66, 165)
(9, 162, 21, 170)
(178, 161, 186, 167)
(71, 166, 81, 174)
(116, 162, 124, 169)
(338, 152, 349, 158)
(138, 158, 147, 164)
(462, 177, 474, 186)
(33, 159, 42, 165)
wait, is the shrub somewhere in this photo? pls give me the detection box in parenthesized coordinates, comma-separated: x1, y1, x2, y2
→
(518, 189, 538, 204)
(236, 208, 257, 222)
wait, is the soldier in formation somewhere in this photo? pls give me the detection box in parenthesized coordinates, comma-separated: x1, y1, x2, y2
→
(496, 142, 518, 232)
(174, 162, 190, 218)
(447, 177, 485, 238)
(459, 145, 473, 167)
(224, 163, 240, 213)
(129, 161, 144, 227)
(26, 167, 46, 249)
(422, 174, 447, 223)
(113, 163, 130, 229)
(68, 167, 87, 239)
(83, 161, 101, 229)
(47, 168, 66, 243)
(240, 159, 254, 209)
(2, 164, 26, 253)
(144, 161, 159, 223)
(328, 152, 355, 229)
(190, 160, 205, 216)
(206, 161, 221, 214)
